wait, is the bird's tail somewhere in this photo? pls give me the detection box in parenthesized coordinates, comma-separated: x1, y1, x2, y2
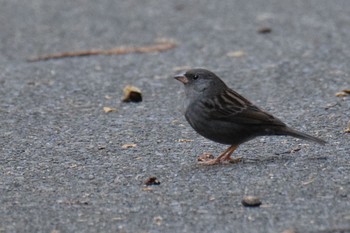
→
(276, 127, 326, 145)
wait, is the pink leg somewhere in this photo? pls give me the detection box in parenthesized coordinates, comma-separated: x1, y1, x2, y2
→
(198, 145, 242, 165)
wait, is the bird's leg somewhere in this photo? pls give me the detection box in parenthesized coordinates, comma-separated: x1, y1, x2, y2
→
(217, 145, 241, 163)
(198, 145, 241, 165)
(197, 146, 231, 163)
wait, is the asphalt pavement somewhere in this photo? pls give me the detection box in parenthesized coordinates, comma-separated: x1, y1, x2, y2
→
(0, 0, 349, 232)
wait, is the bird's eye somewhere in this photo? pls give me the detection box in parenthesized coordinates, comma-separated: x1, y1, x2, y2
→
(193, 74, 199, 80)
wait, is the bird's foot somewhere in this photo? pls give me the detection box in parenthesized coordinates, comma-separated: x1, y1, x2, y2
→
(226, 156, 243, 164)
(197, 153, 215, 162)
(197, 153, 242, 165)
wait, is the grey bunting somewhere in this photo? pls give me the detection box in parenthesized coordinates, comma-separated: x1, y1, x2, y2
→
(174, 68, 326, 165)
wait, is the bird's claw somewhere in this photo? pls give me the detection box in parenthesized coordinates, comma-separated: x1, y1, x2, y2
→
(197, 153, 215, 162)
(227, 156, 243, 164)
(197, 155, 243, 165)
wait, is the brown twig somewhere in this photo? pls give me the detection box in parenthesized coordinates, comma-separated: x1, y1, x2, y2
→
(27, 41, 177, 62)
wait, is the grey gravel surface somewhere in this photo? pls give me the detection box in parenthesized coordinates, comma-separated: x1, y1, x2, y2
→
(1, 0, 350, 233)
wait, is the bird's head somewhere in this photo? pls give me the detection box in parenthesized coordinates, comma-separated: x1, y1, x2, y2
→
(174, 68, 227, 99)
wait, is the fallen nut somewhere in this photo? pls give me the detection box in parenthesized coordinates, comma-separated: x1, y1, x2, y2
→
(242, 196, 262, 207)
(122, 85, 142, 102)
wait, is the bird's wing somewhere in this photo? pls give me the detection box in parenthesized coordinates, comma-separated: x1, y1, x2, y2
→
(200, 88, 286, 126)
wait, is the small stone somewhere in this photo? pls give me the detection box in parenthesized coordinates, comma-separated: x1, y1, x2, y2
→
(242, 196, 262, 207)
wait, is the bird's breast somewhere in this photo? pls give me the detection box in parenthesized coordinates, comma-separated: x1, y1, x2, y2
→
(185, 101, 258, 145)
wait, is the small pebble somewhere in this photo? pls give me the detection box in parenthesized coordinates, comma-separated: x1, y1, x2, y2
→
(242, 196, 262, 207)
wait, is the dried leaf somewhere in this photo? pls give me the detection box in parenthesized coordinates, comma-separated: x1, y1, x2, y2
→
(121, 143, 137, 149)
(142, 187, 154, 191)
(103, 107, 117, 113)
(336, 89, 350, 97)
(177, 139, 193, 142)
(144, 177, 161, 186)
(122, 85, 142, 102)
(345, 121, 350, 133)
(336, 92, 348, 97)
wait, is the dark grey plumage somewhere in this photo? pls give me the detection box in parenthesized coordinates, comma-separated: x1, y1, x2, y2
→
(174, 68, 326, 165)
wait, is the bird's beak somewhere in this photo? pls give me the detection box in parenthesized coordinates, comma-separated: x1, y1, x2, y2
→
(174, 74, 189, 84)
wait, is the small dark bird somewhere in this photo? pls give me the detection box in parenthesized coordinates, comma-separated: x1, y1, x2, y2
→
(174, 68, 326, 165)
